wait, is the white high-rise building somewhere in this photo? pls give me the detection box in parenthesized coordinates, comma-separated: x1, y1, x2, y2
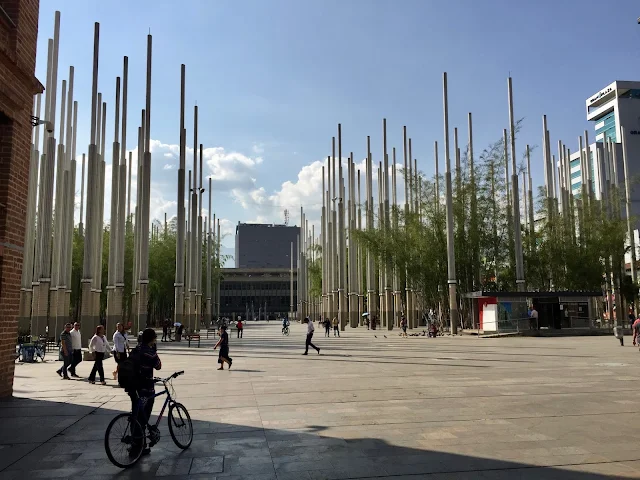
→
(566, 81, 640, 200)
(568, 81, 640, 270)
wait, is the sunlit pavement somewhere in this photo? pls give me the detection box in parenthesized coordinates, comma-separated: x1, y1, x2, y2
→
(2, 321, 640, 479)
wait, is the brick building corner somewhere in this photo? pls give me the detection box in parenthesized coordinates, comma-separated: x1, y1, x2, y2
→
(0, 0, 42, 397)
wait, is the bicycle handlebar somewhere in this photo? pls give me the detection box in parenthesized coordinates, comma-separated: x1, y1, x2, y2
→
(154, 371, 184, 383)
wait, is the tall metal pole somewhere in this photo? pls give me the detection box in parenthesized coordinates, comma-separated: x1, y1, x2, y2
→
(348, 154, 358, 328)
(468, 113, 479, 291)
(79, 21, 99, 344)
(337, 125, 347, 329)
(188, 105, 198, 331)
(622, 126, 637, 313)
(357, 168, 364, 323)
(508, 77, 525, 291)
(106, 76, 121, 336)
(443, 73, 458, 335)
(175, 64, 186, 328)
(196, 144, 204, 327)
(331, 137, 338, 324)
(402, 127, 412, 328)
(64, 100, 78, 321)
(290, 241, 294, 320)
(206, 177, 212, 321)
(216, 219, 221, 320)
(391, 148, 402, 328)
(116, 56, 128, 323)
(32, 15, 60, 336)
(526, 145, 535, 245)
(137, 33, 153, 330)
(94, 100, 107, 325)
(366, 137, 376, 325)
(321, 164, 327, 321)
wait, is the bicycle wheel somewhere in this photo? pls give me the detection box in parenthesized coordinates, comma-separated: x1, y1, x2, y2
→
(284, 327, 289, 336)
(105, 413, 145, 468)
(36, 347, 45, 362)
(168, 402, 193, 449)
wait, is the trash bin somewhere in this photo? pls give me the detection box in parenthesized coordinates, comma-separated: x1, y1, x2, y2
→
(22, 345, 35, 363)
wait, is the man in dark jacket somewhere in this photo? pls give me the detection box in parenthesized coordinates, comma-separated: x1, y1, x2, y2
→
(128, 328, 161, 456)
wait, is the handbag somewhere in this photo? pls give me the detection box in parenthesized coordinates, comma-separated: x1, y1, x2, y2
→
(103, 338, 112, 359)
(102, 337, 111, 360)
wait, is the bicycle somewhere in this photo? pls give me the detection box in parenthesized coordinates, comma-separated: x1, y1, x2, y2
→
(282, 325, 290, 336)
(104, 371, 193, 468)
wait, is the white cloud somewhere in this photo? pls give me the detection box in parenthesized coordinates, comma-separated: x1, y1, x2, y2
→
(229, 157, 382, 229)
(164, 152, 174, 158)
(163, 164, 175, 170)
(252, 143, 265, 155)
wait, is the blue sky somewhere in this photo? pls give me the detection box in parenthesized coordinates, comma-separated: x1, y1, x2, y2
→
(36, 0, 640, 253)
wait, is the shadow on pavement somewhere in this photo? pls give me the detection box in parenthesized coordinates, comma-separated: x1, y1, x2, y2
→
(0, 395, 636, 479)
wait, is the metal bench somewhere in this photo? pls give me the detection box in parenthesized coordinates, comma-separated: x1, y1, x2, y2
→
(206, 329, 217, 339)
(186, 334, 201, 348)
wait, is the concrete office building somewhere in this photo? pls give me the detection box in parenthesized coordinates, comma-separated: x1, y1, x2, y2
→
(567, 81, 640, 270)
(566, 81, 640, 200)
(235, 223, 299, 269)
(219, 268, 297, 320)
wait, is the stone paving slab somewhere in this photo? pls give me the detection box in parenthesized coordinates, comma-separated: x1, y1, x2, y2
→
(2, 322, 640, 478)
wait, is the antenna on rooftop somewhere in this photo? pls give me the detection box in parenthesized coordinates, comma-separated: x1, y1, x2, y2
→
(284, 209, 290, 226)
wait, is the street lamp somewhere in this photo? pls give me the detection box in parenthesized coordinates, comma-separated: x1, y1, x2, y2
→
(30, 116, 53, 132)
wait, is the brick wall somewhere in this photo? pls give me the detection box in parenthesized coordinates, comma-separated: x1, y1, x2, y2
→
(0, 0, 42, 397)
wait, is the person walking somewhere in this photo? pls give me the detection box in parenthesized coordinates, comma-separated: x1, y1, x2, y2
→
(332, 316, 340, 337)
(303, 317, 320, 355)
(401, 315, 408, 337)
(632, 316, 640, 346)
(112, 322, 129, 381)
(161, 318, 169, 342)
(88, 325, 108, 385)
(530, 306, 539, 330)
(68, 322, 82, 378)
(236, 319, 244, 338)
(324, 317, 331, 337)
(214, 324, 233, 370)
(56, 323, 73, 380)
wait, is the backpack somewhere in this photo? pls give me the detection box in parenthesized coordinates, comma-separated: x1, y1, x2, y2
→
(118, 346, 141, 391)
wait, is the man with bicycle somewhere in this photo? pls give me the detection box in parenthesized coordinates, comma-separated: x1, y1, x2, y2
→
(128, 328, 162, 456)
(282, 317, 290, 334)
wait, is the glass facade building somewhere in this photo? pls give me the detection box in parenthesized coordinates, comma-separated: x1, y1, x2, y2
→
(219, 268, 297, 320)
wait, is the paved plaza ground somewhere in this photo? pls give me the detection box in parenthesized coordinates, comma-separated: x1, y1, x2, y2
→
(2, 322, 640, 479)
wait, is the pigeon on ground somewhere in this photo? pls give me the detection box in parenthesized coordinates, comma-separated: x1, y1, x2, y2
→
(374, 335, 377, 338)
(384, 335, 387, 338)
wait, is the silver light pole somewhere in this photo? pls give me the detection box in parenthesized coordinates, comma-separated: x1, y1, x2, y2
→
(443, 73, 458, 335)
(508, 77, 525, 292)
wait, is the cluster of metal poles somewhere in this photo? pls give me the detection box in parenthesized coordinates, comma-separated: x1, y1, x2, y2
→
(315, 121, 425, 331)
(313, 72, 637, 331)
(174, 65, 222, 332)
(19, 11, 224, 346)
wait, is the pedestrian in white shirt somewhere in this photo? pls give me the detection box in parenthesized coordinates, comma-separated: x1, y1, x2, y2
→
(303, 317, 320, 355)
(112, 323, 129, 380)
(529, 307, 539, 330)
(88, 325, 108, 385)
(68, 322, 82, 378)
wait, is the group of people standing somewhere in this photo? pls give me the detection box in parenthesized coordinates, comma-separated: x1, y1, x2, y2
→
(322, 317, 340, 337)
(57, 322, 130, 385)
